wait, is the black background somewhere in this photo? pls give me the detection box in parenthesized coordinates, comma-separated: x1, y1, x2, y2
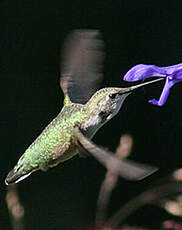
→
(1, 0, 182, 229)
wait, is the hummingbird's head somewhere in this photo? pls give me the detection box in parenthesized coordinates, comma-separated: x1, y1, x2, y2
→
(89, 87, 130, 122)
(82, 78, 163, 138)
(87, 77, 163, 122)
(82, 87, 128, 137)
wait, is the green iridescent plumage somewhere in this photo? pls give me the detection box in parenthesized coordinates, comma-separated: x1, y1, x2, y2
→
(5, 30, 162, 185)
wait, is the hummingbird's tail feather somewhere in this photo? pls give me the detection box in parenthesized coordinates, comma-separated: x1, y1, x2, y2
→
(5, 168, 33, 185)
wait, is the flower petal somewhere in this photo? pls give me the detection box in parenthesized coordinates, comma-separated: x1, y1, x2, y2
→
(123, 63, 182, 106)
(123, 63, 182, 82)
(148, 98, 161, 106)
(148, 76, 177, 106)
(123, 64, 166, 82)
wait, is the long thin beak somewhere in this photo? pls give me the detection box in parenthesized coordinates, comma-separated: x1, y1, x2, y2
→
(120, 78, 164, 94)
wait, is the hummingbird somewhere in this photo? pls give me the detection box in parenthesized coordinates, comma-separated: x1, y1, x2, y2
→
(5, 30, 162, 185)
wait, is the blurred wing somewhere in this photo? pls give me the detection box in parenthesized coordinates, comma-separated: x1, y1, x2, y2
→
(74, 127, 158, 181)
(60, 30, 104, 104)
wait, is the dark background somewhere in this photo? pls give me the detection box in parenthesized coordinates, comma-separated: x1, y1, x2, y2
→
(1, 0, 182, 229)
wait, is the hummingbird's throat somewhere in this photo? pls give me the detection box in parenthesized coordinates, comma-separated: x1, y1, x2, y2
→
(81, 97, 126, 138)
(81, 111, 109, 139)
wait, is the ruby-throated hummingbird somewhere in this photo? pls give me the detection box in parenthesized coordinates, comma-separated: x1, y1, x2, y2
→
(5, 30, 162, 185)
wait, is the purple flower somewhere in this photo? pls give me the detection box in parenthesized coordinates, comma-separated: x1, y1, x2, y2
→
(123, 63, 182, 106)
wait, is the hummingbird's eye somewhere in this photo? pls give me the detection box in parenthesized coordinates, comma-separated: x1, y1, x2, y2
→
(109, 93, 117, 99)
